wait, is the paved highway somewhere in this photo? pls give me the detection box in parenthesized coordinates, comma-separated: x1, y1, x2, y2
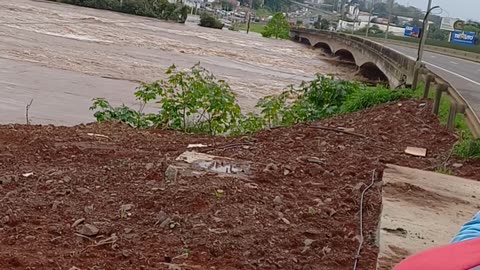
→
(384, 43, 480, 119)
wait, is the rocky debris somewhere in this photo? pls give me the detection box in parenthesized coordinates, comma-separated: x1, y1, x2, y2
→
(273, 196, 282, 206)
(0, 175, 18, 185)
(63, 176, 72, 183)
(72, 218, 85, 228)
(155, 211, 172, 228)
(76, 224, 99, 237)
(145, 163, 154, 170)
(263, 163, 278, 173)
(165, 166, 178, 183)
(302, 239, 315, 253)
(119, 204, 134, 218)
(76, 187, 91, 194)
(84, 204, 94, 214)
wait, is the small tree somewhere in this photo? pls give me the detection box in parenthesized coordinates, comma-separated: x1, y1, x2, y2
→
(262, 13, 290, 39)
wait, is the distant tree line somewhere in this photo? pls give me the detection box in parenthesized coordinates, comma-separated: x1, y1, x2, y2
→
(49, 0, 189, 23)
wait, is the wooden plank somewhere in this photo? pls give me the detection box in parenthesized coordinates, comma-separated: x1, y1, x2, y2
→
(377, 164, 480, 270)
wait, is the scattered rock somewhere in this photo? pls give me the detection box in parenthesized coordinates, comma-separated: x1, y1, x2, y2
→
(273, 196, 283, 205)
(0, 175, 18, 185)
(263, 163, 278, 173)
(281, 218, 291, 225)
(25, 235, 36, 240)
(452, 163, 463, 168)
(45, 180, 54, 184)
(155, 211, 169, 225)
(160, 218, 173, 228)
(324, 198, 332, 204)
(52, 201, 61, 211)
(302, 238, 315, 253)
(145, 163, 154, 170)
(76, 224, 99, 237)
(304, 239, 314, 246)
(72, 218, 85, 228)
(321, 246, 332, 255)
(165, 166, 178, 183)
(84, 204, 94, 214)
(124, 228, 133, 234)
(76, 187, 91, 194)
(283, 168, 291, 176)
(22, 172, 34, 177)
(120, 204, 134, 218)
(63, 176, 72, 183)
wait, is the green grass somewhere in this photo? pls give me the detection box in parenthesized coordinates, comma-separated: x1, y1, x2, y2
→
(238, 23, 266, 34)
(341, 87, 414, 113)
(412, 84, 469, 134)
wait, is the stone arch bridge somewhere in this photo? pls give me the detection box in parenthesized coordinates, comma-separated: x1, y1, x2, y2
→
(291, 29, 417, 88)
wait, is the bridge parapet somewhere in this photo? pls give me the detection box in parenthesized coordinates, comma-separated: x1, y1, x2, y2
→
(290, 28, 480, 138)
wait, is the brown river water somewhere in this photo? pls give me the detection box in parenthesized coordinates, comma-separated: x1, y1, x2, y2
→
(0, 0, 354, 125)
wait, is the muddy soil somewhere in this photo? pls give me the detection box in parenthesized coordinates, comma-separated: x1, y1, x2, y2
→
(0, 0, 355, 125)
(1, 100, 476, 270)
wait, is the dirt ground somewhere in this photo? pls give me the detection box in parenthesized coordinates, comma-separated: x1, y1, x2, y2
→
(1, 100, 478, 270)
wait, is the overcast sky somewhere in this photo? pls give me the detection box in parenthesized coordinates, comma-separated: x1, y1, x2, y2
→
(395, 0, 479, 21)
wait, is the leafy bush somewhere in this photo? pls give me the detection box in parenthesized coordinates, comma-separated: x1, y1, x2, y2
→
(49, 0, 188, 23)
(91, 64, 241, 135)
(91, 66, 419, 136)
(341, 87, 413, 113)
(256, 75, 360, 127)
(199, 13, 224, 29)
(262, 13, 290, 39)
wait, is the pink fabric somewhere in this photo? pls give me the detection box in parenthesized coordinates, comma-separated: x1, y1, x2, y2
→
(394, 238, 480, 270)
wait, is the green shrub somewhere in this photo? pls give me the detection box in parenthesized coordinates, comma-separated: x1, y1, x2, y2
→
(90, 67, 423, 137)
(91, 64, 241, 135)
(454, 133, 480, 159)
(256, 75, 360, 127)
(341, 87, 414, 113)
(199, 13, 224, 29)
(262, 13, 290, 39)
(49, 0, 188, 23)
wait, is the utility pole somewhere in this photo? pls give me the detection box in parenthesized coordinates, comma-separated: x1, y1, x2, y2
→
(339, 0, 345, 31)
(247, 0, 253, 34)
(412, 0, 439, 89)
(365, 2, 374, 37)
(384, 0, 394, 40)
(417, 0, 433, 63)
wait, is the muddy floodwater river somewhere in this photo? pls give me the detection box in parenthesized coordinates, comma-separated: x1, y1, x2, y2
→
(0, 0, 354, 125)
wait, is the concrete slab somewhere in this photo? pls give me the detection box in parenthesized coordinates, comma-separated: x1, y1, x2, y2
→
(377, 164, 480, 270)
(165, 151, 252, 183)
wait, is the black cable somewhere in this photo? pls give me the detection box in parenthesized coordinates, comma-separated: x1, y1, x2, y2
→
(353, 169, 376, 270)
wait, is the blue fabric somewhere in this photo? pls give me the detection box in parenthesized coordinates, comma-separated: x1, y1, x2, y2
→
(452, 211, 480, 243)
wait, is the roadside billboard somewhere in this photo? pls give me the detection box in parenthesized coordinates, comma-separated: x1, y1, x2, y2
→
(451, 31, 477, 46)
(441, 17, 465, 31)
(404, 26, 421, 38)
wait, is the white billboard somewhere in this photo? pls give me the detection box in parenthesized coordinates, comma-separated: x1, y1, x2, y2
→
(441, 17, 465, 31)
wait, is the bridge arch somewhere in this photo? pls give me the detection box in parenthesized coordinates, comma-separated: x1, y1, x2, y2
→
(314, 42, 333, 55)
(299, 37, 312, 46)
(333, 49, 355, 63)
(358, 62, 389, 85)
